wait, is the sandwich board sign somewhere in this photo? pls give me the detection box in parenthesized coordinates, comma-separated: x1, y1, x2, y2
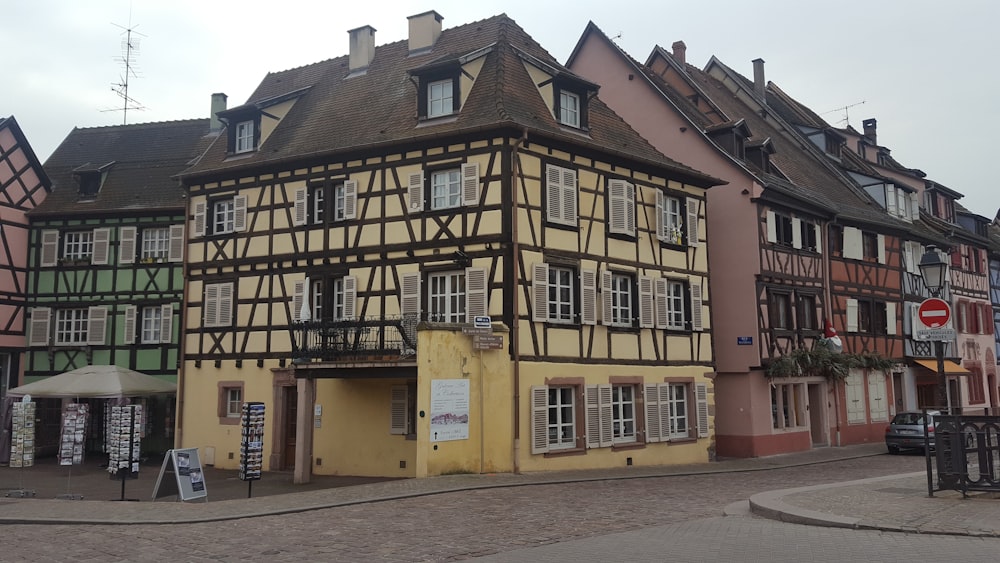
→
(152, 448, 208, 502)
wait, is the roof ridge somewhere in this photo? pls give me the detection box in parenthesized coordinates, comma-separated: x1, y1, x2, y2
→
(69, 118, 209, 132)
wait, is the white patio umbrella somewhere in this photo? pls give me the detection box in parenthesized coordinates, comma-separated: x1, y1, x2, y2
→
(6, 365, 176, 399)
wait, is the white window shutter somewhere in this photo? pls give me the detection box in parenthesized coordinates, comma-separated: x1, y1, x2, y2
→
(408, 171, 424, 212)
(293, 188, 307, 226)
(639, 276, 654, 329)
(400, 271, 421, 316)
(123, 305, 137, 345)
(343, 275, 357, 320)
(766, 211, 777, 243)
(40, 230, 59, 267)
(168, 224, 185, 263)
(193, 202, 206, 237)
(814, 224, 823, 254)
(292, 279, 306, 322)
(585, 385, 601, 449)
(655, 190, 666, 242)
(654, 278, 669, 330)
(28, 307, 51, 346)
(91, 228, 110, 265)
(608, 180, 625, 234)
(465, 267, 487, 323)
(843, 227, 862, 260)
(909, 193, 919, 220)
(696, 382, 710, 438)
(160, 304, 173, 343)
(886, 302, 896, 335)
(580, 269, 597, 325)
(791, 217, 802, 249)
(657, 384, 672, 441)
(644, 383, 663, 443)
(532, 263, 549, 323)
(390, 385, 408, 435)
(601, 270, 613, 326)
(233, 195, 248, 232)
(885, 185, 897, 215)
(119, 227, 137, 264)
(343, 180, 358, 220)
(690, 282, 703, 332)
(546, 165, 562, 224)
(686, 197, 700, 247)
(461, 162, 480, 206)
(877, 234, 886, 264)
(87, 306, 108, 345)
(562, 168, 578, 226)
(625, 183, 635, 236)
(218, 282, 234, 327)
(530, 386, 550, 454)
(868, 373, 888, 421)
(204, 284, 219, 327)
(598, 384, 613, 447)
(846, 298, 859, 332)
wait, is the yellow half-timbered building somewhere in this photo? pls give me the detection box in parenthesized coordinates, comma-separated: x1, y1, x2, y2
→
(178, 12, 721, 480)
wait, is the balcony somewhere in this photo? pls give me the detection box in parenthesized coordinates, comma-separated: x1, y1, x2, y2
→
(292, 314, 418, 364)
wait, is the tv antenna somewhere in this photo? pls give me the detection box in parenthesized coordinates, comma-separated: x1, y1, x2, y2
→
(104, 16, 147, 124)
(821, 100, 865, 127)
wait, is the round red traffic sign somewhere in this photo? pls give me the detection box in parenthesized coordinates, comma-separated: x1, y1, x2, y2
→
(917, 298, 951, 328)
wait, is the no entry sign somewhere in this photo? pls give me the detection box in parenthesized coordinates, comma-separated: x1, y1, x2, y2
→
(917, 298, 951, 329)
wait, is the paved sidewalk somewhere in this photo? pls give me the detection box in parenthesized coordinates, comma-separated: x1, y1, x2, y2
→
(3, 443, 997, 535)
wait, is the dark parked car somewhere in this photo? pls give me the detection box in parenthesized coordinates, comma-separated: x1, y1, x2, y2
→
(885, 411, 940, 454)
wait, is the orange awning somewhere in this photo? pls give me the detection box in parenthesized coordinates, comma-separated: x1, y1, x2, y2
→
(915, 359, 972, 376)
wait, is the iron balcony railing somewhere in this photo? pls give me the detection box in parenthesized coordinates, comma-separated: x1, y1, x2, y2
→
(927, 411, 1000, 496)
(292, 314, 418, 363)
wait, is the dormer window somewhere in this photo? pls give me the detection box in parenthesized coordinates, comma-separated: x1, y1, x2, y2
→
(824, 132, 842, 159)
(235, 121, 255, 153)
(552, 81, 588, 130)
(706, 120, 750, 160)
(427, 78, 455, 118)
(78, 172, 101, 199)
(559, 91, 580, 127)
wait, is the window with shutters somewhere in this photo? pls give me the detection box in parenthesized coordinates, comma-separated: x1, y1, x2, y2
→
(862, 231, 881, 262)
(217, 381, 244, 424)
(611, 384, 636, 444)
(774, 213, 794, 247)
(431, 169, 461, 210)
(299, 181, 355, 226)
(798, 294, 818, 331)
(547, 386, 577, 450)
(666, 383, 689, 439)
(800, 219, 820, 252)
(390, 382, 418, 437)
(63, 231, 93, 261)
(213, 199, 235, 234)
(428, 271, 466, 323)
(141, 227, 170, 262)
(664, 279, 686, 330)
(54, 308, 89, 346)
(658, 194, 683, 244)
(548, 265, 576, 324)
(607, 179, 636, 237)
(607, 273, 634, 328)
(203, 282, 234, 328)
(847, 298, 893, 335)
(311, 184, 326, 224)
(545, 164, 578, 227)
(141, 306, 163, 344)
(306, 276, 356, 321)
(771, 382, 807, 429)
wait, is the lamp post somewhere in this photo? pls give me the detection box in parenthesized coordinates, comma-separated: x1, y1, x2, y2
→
(918, 246, 951, 413)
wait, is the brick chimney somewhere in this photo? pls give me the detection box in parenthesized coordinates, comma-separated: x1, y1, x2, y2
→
(863, 118, 877, 145)
(408, 10, 443, 53)
(671, 41, 686, 65)
(210, 93, 227, 133)
(752, 58, 766, 99)
(348, 25, 376, 73)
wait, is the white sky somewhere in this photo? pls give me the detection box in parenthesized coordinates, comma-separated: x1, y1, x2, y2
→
(6, 0, 997, 219)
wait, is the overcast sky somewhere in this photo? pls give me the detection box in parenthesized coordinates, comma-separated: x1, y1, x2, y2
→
(6, 0, 997, 219)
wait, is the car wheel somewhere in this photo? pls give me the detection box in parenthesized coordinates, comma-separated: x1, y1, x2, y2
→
(887, 445, 900, 455)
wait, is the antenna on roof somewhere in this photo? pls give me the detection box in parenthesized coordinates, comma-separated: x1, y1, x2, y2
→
(821, 100, 865, 127)
(103, 7, 147, 124)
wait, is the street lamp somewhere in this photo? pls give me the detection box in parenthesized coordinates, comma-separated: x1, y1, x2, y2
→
(917, 246, 950, 413)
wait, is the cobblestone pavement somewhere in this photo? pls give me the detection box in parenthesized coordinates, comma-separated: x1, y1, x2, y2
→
(3, 453, 929, 562)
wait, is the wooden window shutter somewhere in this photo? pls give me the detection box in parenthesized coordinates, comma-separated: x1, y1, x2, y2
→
(119, 227, 137, 264)
(846, 298, 859, 332)
(204, 284, 219, 327)
(580, 269, 597, 325)
(408, 171, 424, 213)
(87, 306, 108, 345)
(400, 271, 421, 316)
(465, 267, 487, 323)
(168, 224, 185, 263)
(654, 278, 669, 329)
(814, 223, 823, 254)
(657, 384, 672, 441)
(532, 263, 549, 323)
(877, 234, 886, 264)
(292, 278, 306, 322)
(765, 211, 777, 243)
(28, 307, 51, 347)
(546, 165, 562, 224)
(40, 230, 59, 267)
(293, 188, 308, 226)
(625, 183, 635, 236)
(343, 180, 358, 220)
(644, 383, 663, 443)
(885, 185, 897, 215)
(461, 162, 480, 206)
(530, 385, 550, 454)
(193, 202, 206, 237)
(343, 276, 357, 320)
(562, 168, 578, 225)
(791, 217, 802, 249)
(123, 305, 137, 345)
(390, 385, 409, 435)
(598, 384, 613, 447)
(91, 228, 111, 265)
(695, 382, 710, 438)
(608, 180, 625, 234)
(639, 276, 655, 329)
(233, 195, 248, 232)
(885, 302, 896, 335)
(909, 193, 919, 220)
(686, 197, 700, 247)
(585, 385, 601, 449)
(690, 282, 703, 331)
(655, 190, 667, 242)
(601, 270, 613, 326)
(218, 282, 234, 327)
(160, 304, 173, 343)
(843, 227, 863, 260)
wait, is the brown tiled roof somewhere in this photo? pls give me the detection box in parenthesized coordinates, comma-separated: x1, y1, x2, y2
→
(182, 14, 720, 188)
(34, 119, 214, 216)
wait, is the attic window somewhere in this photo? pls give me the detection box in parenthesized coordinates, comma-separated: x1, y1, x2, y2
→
(77, 171, 102, 198)
(413, 63, 461, 120)
(553, 81, 588, 130)
(235, 120, 255, 153)
(427, 79, 455, 118)
(824, 133, 842, 158)
(219, 108, 261, 155)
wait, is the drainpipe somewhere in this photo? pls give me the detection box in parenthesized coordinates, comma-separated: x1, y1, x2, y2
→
(823, 217, 841, 446)
(174, 219, 191, 449)
(511, 129, 528, 474)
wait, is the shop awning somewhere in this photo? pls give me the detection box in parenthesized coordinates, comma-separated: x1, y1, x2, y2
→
(914, 359, 972, 376)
